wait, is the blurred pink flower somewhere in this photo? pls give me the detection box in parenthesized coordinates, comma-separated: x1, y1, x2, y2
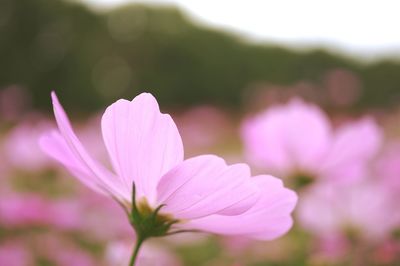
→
(105, 241, 182, 266)
(0, 235, 99, 266)
(220, 236, 254, 253)
(297, 180, 400, 241)
(46, 199, 85, 231)
(372, 240, 400, 265)
(314, 234, 349, 260)
(74, 188, 133, 240)
(3, 119, 55, 171)
(36, 235, 97, 266)
(374, 142, 400, 192)
(45, 245, 96, 266)
(0, 193, 51, 227)
(0, 241, 34, 266)
(163, 231, 208, 247)
(0, 193, 82, 230)
(0, 190, 126, 237)
(40, 92, 297, 240)
(241, 99, 382, 184)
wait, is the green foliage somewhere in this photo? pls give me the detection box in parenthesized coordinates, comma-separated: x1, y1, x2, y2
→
(1, 0, 399, 113)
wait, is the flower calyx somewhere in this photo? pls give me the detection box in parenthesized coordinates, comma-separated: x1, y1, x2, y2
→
(129, 183, 179, 241)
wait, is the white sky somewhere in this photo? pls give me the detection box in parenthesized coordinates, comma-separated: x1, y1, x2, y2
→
(81, 0, 400, 59)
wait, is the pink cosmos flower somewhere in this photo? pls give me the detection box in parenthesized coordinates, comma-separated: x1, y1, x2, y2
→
(40, 92, 297, 243)
(313, 234, 349, 261)
(374, 142, 400, 192)
(297, 180, 400, 242)
(105, 241, 182, 266)
(35, 235, 98, 266)
(73, 189, 133, 240)
(372, 240, 400, 265)
(3, 119, 55, 171)
(0, 241, 34, 266)
(0, 194, 52, 227)
(241, 99, 382, 185)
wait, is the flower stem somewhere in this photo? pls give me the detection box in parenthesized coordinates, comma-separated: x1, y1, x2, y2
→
(129, 236, 145, 266)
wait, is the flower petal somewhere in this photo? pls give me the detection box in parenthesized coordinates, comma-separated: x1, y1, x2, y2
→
(40, 130, 106, 195)
(186, 175, 297, 240)
(242, 99, 331, 177)
(320, 118, 383, 182)
(101, 93, 184, 204)
(48, 92, 127, 201)
(157, 155, 259, 220)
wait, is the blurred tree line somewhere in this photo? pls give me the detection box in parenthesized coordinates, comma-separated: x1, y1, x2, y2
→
(1, 0, 399, 113)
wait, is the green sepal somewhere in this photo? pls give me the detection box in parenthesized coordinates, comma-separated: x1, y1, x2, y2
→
(129, 183, 179, 241)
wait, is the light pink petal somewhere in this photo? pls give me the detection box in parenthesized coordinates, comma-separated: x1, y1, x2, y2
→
(4, 120, 53, 171)
(101, 93, 184, 204)
(40, 130, 106, 195)
(157, 155, 259, 219)
(0, 241, 34, 266)
(186, 175, 297, 240)
(320, 118, 383, 182)
(241, 108, 290, 173)
(297, 185, 340, 236)
(242, 99, 331, 176)
(47, 92, 127, 201)
(298, 181, 400, 240)
(374, 142, 400, 191)
(282, 100, 332, 171)
(321, 162, 366, 184)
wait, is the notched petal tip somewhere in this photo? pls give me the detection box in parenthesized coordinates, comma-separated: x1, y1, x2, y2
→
(101, 90, 184, 203)
(135, 92, 155, 98)
(132, 92, 159, 107)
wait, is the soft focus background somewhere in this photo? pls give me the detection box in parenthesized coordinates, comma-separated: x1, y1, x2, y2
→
(0, 0, 399, 265)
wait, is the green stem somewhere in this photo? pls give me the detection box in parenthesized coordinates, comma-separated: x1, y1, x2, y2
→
(129, 236, 145, 266)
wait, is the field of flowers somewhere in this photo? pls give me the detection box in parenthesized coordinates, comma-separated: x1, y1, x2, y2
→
(1, 0, 400, 265)
(0, 84, 399, 266)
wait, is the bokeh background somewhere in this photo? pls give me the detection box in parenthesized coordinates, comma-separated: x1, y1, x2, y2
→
(0, 0, 399, 265)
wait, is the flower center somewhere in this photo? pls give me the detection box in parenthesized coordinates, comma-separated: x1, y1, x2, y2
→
(289, 172, 314, 189)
